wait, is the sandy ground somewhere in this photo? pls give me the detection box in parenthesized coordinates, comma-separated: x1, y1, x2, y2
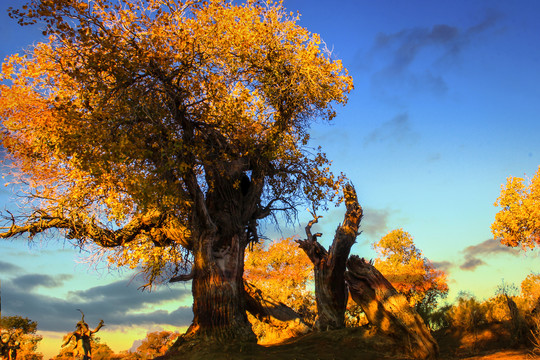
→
(458, 349, 537, 359)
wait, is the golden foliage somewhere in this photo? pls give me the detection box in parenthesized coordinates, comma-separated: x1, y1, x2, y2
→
(373, 229, 449, 308)
(520, 273, 540, 311)
(245, 237, 314, 312)
(244, 238, 316, 344)
(447, 292, 487, 331)
(245, 236, 316, 341)
(135, 330, 180, 358)
(0, 0, 352, 284)
(492, 166, 540, 249)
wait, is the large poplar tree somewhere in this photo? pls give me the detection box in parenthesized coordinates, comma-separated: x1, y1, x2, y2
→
(0, 0, 352, 344)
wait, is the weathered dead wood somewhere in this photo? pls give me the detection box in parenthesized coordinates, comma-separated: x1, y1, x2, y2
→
(504, 294, 528, 344)
(244, 281, 310, 338)
(297, 183, 363, 330)
(345, 255, 439, 360)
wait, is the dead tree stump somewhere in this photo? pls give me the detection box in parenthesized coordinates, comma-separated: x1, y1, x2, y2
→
(345, 255, 439, 360)
(297, 183, 363, 330)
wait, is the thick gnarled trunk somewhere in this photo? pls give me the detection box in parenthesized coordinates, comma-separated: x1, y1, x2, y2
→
(174, 160, 264, 345)
(345, 256, 439, 360)
(297, 184, 363, 330)
(184, 231, 256, 343)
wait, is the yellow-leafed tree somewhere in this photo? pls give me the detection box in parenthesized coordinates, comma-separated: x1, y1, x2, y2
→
(245, 237, 314, 313)
(0, 0, 352, 345)
(492, 166, 540, 250)
(373, 229, 448, 310)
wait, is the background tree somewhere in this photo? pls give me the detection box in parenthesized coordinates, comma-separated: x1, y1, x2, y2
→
(0, 0, 352, 345)
(0, 315, 37, 334)
(520, 273, 540, 312)
(492, 165, 540, 249)
(344, 298, 368, 328)
(244, 237, 315, 321)
(244, 237, 315, 342)
(373, 229, 449, 312)
(135, 330, 180, 359)
(91, 342, 116, 360)
(447, 292, 486, 336)
(0, 315, 43, 360)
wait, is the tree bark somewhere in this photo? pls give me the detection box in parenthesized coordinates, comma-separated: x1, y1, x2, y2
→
(297, 183, 363, 330)
(345, 255, 439, 360)
(185, 231, 256, 343)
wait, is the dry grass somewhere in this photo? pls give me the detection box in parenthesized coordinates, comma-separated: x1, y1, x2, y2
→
(530, 313, 540, 358)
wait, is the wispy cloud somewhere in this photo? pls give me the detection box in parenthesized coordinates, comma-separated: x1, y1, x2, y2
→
(11, 274, 73, 291)
(427, 153, 442, 163)
(459, 257, 486, 271)
(459, 238, 520, 271)
(463, 238, 520, 257)
(432, 260, 453, 272)
(368, 10, 502, 97)
(360, 207, 393, 238)
(363, 112, 419, 146)
(0, 260, 23, 273)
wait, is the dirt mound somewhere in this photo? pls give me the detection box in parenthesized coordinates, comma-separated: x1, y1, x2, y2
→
(457, 349, 532, 360)
(435, 322, 534, 359)
(159, 327, 411, 360)
(157, 323, 536, 360)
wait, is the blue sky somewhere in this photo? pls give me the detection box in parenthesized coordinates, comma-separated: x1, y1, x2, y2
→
(1, 0, 539, 358)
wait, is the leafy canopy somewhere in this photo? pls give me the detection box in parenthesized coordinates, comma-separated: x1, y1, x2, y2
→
(492, 166, 540, 249)
(520, 272, 540, 306)
(373, 229, 448, 308)
(0, 0, 352, 284)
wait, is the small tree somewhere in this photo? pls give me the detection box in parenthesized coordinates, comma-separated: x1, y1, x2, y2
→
(91, 342, 115, 360)
(520, 273, 540, 311)
(136, 331, 180, 359)
(244, 237, 315, 342)
(0, 315, 43, 360)
(492, 165, 540, 249)
(245, 237, 315, 320)
(448, 292, 486, 332)
(373, 229, 449, 311)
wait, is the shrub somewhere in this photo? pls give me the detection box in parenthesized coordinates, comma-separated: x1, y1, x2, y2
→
(448, 292, 487, 332)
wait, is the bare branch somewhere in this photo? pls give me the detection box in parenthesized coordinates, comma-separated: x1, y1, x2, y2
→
(296, 212, 326, 265)
(169, 271, 194, 283)
(305, 212, 323, 242)
(0, 209, 166, 248)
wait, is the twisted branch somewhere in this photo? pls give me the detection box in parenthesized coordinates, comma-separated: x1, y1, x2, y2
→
(0, 209, 167, 248)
